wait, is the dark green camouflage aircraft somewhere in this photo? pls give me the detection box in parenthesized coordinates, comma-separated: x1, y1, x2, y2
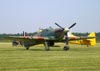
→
(5, 23, 96, 51)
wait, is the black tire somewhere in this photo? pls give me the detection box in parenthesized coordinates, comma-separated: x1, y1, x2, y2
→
(26, 47, 29, 50)
(63, 46, 69, 50)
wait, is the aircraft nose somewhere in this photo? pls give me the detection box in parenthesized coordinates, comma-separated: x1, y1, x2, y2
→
(64, 28, 69, 32)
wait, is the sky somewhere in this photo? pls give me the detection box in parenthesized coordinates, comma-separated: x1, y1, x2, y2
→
(0, 0, 100, 34)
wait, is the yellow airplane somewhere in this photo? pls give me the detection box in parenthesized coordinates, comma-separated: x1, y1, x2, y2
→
(69, 32, 96, 46)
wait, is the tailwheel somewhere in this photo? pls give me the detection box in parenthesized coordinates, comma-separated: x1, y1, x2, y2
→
(26, 47, 30, 50)
(63, 46, 69, 51)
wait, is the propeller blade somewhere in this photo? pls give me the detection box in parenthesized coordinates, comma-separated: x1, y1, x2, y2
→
(55, 23, 64, 30)
(68, 23, 76, 29)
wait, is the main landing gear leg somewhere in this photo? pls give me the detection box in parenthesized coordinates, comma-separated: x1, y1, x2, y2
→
(44, 41, 50, 51)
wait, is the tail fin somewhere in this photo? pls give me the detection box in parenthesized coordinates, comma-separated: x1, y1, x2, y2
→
(87, 32, 96, 46)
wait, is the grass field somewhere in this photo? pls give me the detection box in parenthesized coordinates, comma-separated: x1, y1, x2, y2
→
(0, 42, 100, 71)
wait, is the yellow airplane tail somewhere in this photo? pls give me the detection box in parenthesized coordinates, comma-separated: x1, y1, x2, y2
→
(69, 32, 96, 46)
(87, 32, 96, 46)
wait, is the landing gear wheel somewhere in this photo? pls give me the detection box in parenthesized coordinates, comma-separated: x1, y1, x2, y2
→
(45, 48, 50, 51)
(26, 47, 29, 50)
(63, 46, 69, 51)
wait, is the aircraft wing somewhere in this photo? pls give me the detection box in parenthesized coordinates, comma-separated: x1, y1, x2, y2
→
(3, 36, 56, 46)
(0, 35, 56, 50)
(4, 36, 55, 41)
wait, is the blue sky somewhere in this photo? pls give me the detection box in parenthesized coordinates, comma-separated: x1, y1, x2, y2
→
(0, 0, 100, 33)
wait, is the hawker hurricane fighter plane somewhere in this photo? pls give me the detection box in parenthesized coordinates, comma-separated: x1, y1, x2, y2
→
(5, 23, 96, 50)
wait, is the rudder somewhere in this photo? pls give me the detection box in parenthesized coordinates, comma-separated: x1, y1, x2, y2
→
(87, 32, 96, 46)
